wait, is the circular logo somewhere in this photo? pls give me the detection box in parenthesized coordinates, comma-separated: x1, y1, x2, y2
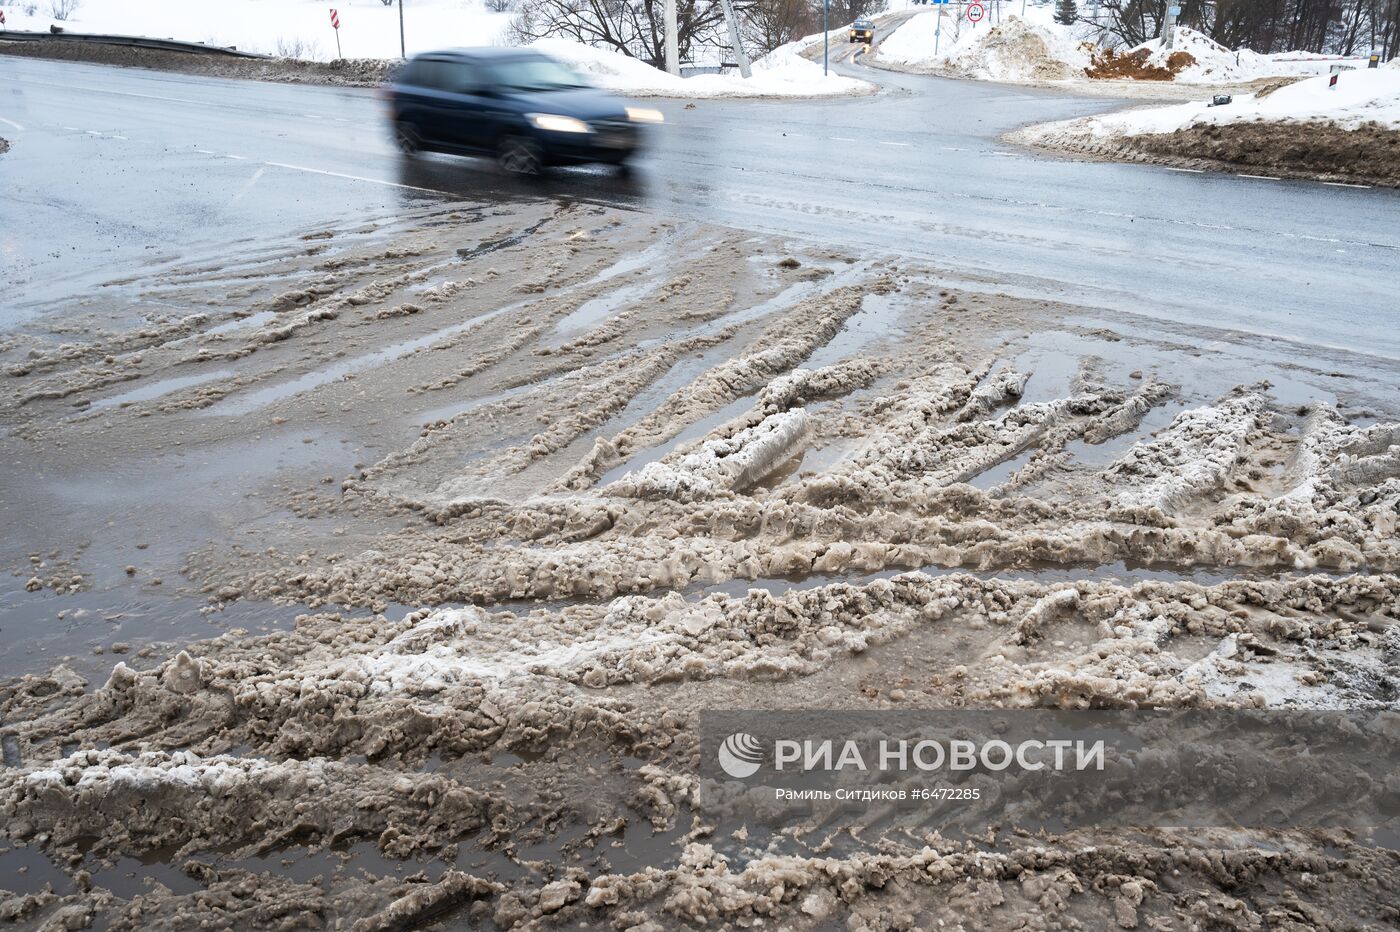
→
(718, 732, 765, 779)
(968, 3, 985, 22)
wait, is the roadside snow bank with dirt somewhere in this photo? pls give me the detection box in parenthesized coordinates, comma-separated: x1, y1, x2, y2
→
(877, 10, 1092, 82)
(1026, 69, 1400, 141)
(532, 38, 874, 98)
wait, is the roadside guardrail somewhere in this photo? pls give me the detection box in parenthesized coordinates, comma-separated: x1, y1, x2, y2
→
(0, 29, 271, 59)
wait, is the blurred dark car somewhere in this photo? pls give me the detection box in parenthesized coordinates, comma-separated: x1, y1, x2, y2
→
(383, 48, 663, 174)
(849, 18, 875, 43)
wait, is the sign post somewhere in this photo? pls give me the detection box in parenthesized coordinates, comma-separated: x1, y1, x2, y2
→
(329, 8, 341, 59)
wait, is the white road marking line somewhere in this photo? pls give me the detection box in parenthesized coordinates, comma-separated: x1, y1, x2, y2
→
(1164, 167, 1205, 173)
(193, 148, 218, 155)
(831, 136, 857, 142)
(941, 146, 964, 151)
(879, 141, 911, 147)
(9, 77, 206, 107)
(230, 166, 267, 204)
(84, 130, 103, 136)
(63, 125, 80, 131)
(0, 116, 25, 132)
(226, 154, 248, 160)
(110, 134, 128, 140)
(1323, 181, 1371, 188)
(263, 161, 449, 195)
(1239, 174, 1279, 180)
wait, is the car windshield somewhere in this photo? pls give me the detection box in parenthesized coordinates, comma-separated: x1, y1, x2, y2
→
(855, 19, 872, 27)
(486, 57, 588, 91)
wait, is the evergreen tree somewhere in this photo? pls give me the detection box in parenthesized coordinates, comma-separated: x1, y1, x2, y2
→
(1054, 0, 1077, 27)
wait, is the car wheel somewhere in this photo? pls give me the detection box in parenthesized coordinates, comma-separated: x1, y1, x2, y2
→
(498, 136, 545, 176)
(394, 121, 421, 156)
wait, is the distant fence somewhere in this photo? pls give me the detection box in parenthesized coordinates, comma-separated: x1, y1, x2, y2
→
(0, 30, 270, 59)
(680, 64, 727, 77)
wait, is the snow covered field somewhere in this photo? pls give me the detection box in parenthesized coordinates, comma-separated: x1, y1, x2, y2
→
(0, 0, 512, 61)
(0, 0, 873, 97)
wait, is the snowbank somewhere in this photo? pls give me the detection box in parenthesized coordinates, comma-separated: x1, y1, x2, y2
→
(1036, 68, 1400, 139)
(877, 11, 1092, 83)
(0, 0, 512, 62)
(531, 37, 873, 98)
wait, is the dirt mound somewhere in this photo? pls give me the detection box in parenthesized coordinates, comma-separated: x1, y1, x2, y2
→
(0, 38, 393, 87)
(1132, 119, 1400, 186)
(1086, 46, 1195, 81)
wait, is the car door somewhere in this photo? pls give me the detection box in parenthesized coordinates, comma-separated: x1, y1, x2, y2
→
(447, 59, 512, 153)
(409, 57, 474, 149)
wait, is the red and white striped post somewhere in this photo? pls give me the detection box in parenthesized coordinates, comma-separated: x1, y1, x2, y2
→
(329, 8, 341, 59)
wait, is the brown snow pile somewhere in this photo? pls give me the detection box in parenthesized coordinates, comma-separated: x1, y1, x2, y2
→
(1086, 46, 1190, 80)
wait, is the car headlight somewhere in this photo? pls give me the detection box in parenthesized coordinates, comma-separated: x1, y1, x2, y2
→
(528, 114, 592, 134)
(626, 106, 664, 125)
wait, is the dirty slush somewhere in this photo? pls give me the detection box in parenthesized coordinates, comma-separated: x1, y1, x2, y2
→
(1, 202, 1397, 929)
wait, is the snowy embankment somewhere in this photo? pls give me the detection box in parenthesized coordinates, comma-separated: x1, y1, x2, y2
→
(875, 9, 1092, 82)
(1025, 69, 1400, 141)
(532, 38, 874, 99)
(1013, 69, 1400, 187)
(873, 8, 1386, 89)
(0, 0, 872, 98)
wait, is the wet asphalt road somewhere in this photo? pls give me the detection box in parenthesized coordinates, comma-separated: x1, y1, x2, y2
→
(2, 52, 1398, 360)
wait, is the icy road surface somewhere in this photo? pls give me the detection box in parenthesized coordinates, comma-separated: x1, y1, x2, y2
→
(1, 54, 1397, 360)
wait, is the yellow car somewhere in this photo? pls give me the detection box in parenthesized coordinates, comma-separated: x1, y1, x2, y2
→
(849, 17, 874, 43)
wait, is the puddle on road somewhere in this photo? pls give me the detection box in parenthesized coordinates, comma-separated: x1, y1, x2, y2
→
(596, 392, 760, 487)
(202, 302, 524, 417)
(0, 581, 315, 683)
(202, 311, 277, 337)
(0, 840, 75, 898)
(550, 274, 666, 339)
(805, 292, 907, 369)
(685, 559, 1320, 603)
(968, 446, 1037, 490)
(89, 370, 234, 411)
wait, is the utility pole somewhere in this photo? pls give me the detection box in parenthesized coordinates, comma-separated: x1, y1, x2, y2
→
(664, 0, 678, 75)
(1160, 3, 1178, 51)
(823, 0, 829, 76)
(718, 0, 751, 77)
(398, 0, 405, 59)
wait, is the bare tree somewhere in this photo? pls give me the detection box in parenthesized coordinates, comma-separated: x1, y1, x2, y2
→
(742, 0, 818, 55)
(485, 0, 516, 12)
(46, 0, 81, 21)
(510, 0, 736, 67)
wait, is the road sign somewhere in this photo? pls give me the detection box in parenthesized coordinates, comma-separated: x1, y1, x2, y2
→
(967, 3, 985, 23)
(0, 10, 6, 26)
(1329, 73, 1339, 88)
(330, 8, 340, 29)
